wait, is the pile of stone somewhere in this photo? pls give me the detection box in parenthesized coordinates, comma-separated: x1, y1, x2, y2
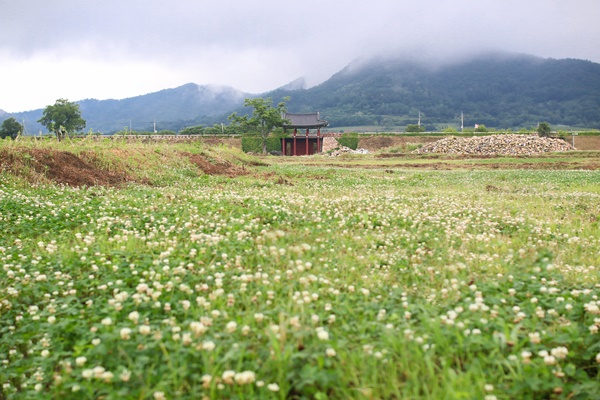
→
(322, 137, 369, 156)
(414, 135, 574, 156)
(321, 137, 340, 153)
(328, 146, 369, 156)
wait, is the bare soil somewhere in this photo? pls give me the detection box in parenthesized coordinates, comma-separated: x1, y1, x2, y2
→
(0, 148, 248, 187)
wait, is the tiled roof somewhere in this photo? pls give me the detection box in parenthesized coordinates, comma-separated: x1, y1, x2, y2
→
(283, 113, 328, 128)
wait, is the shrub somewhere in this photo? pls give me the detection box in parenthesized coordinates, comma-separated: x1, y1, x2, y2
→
(241, 135, 282, 153)
(406, 124, 426, 133)
(337, 132, 359, 150)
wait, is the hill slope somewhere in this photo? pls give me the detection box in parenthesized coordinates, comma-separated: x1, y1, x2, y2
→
(270, 53, 600, 129)
(8, 83, 248, 134)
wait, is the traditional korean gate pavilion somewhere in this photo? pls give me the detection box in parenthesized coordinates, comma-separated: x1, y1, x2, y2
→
(282, 113, 328, 156)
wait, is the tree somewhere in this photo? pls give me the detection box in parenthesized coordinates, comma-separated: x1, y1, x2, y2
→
(475, 124, 488, 132)
(0, 117, 23, 139)
(405, 124, 425, 133)
(537, 122, 552, 137)
(228, 97, 289, 154)
(38, 99, 86, 141)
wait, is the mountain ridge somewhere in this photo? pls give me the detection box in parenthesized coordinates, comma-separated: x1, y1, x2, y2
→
(3, 52, 600, 133)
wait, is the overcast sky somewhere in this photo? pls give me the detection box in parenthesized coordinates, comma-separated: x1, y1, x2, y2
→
(1, 0, 599, 112)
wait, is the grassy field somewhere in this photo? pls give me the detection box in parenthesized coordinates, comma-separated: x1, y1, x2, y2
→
(1, 139, 600, 399)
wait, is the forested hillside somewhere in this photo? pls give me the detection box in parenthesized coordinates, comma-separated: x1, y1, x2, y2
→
(272, 53, 600, 129)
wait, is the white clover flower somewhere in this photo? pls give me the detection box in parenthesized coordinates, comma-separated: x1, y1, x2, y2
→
(316, 327, 329, 341)
(326, 348, 337, 357)
(267, 383, 280, 392)
(222, 370, 236, 385)
(201, 374, 212, 388)
(81, 369, 93, 379)
(153, 391, 166, 400)
(202, 340, 216, 351)
(584, 302, 600, 314)
(40, 350, 50, 358)
(234, 371, 256, 385)
(225, 321, 237, 333)
(596, 352, 600, 364)
(528, 332, 541, 344)
(47, 316, 57, 324)
(120, 369, 131, 382)
(543, 355, 557, 365)
(190, 321, 207, 336)
(139, 325, 151, 335)
(254, 313, 265, 323)
(128, 311, 140, 323)
(101, 317, 113, 326)
(101, 371, 114, 383)
(120, 327, 132, 340)
(92, 338, 101, 346)
(551, 346, 568, 359)
(75, 356, 87, 366)
(521, 351, 532, 363)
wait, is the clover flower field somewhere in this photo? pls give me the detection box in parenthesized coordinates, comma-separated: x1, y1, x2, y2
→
(1, 161, 600, 399)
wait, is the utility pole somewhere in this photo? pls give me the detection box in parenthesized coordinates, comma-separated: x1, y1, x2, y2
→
(461, 112, 464, 132)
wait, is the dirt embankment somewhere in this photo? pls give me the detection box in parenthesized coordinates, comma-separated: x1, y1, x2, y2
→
(357, 136, 440, 151)
(0, 147, 248, 187)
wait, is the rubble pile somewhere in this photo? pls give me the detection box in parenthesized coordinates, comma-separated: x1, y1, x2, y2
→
(321, 137, 369, 156)
(321, 137, 340, 152)
(414, 135, 574, 156)
(328, 146, 369, 156)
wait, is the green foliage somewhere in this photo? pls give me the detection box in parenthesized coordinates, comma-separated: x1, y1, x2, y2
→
(38, 99, 86, 141)
(241, 135, 282, 153)
(180, 125, 205, 135)
(0, 117, 22, 139)
(229, 97, 289, 154)
(337, 132, 359, 149)
(538, 122, 552, 137)
(443, 127, 459, 133)
(475, 124, 488, 132)
(405, 124, 426, 133)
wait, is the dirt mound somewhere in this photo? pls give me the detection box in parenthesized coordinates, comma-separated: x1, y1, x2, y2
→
(358, 136, 439, 151)
(185, 152, 249, 177)
(1, 148, 129, 187)
(0, 148, 249, 187)
(414, 135, 574, 155)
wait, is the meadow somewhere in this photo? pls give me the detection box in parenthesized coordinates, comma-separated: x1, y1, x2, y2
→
(1, 140, 600, 399)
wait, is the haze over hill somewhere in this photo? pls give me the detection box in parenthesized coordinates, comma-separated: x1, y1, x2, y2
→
(3, 53, 600, 133)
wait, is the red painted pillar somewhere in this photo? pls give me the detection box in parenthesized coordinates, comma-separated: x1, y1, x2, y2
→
(293, 128, 297, 156)
(305, 128, 309, 155)
(317, 128, 321, 153)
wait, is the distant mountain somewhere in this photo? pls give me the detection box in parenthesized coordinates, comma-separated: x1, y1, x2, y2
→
(5, 83, 248, 134)
(3, 53, 600, 133)
(268, 53, 600, 129)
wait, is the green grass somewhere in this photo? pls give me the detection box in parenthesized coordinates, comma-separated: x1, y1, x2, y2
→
(1, 141, 600, 399)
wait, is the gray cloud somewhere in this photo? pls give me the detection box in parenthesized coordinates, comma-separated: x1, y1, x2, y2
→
(1, 0, 599, 111)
